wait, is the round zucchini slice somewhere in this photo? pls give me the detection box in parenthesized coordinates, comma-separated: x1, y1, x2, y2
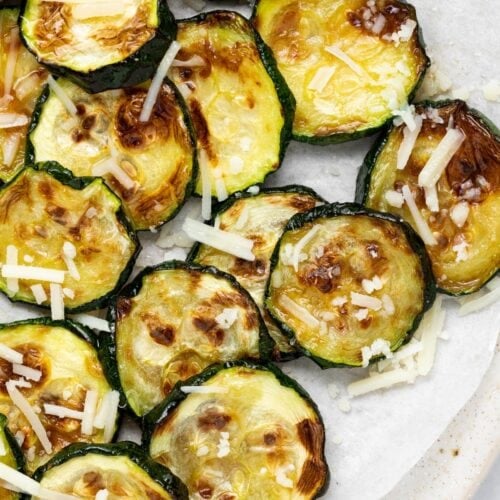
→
(27, 78, 196, 231)
(107, 261, 272, 417)
(189, 186, 324, 361)
(19, 0, 177, 93)
(0, 162, 139, 311)
(0, 8, 48, 184)
(0, 413, 24, 499)
(169, 10, 294, 197)
(32, 442, 188, 499)
(357, 100, 500, 295)
(265, 203, 436, 367)
(144, 361, 329, 499)
(252, 0, 429, 143)
(0, 318, 118, 474)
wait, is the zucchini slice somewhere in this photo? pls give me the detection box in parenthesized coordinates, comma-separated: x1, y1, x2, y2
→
(32, 442, 188, 499)
(0, 318, 117, 474)
(252, 0, 429, 143)
(144, 361, 329, 499)
(169, 10, 294, 197)
(27, 78, 196, 231)
(0, 413, 24, 499)
(0, 8, 48, 184)
(357, 100, 500, 295)
(107, 261, 272, 417)
(0, 162, 139, 311)
(189, 186, 324, 361)
(265, 203, 435, 367)
(20, 0, 177, 93)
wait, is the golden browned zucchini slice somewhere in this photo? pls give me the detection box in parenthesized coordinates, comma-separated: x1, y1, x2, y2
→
(32, 443, 188, 499)
(0, 8, 48, 183)
(107, 261, 272, 417)
(144, 361, 329, 499)
(265, 203, 435, 367)
(19, 0, 177, 93)
(27, 78, 196, 230)
(357, 100, 500, 294)
(169, 10, 294, 197)
(0, 163, 139, 311)
(0, 319, 118, 474)
(189, 186, 324, 360)
(253, 0, 428, 143)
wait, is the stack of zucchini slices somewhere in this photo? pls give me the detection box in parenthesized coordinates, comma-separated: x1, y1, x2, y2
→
(0, 0, 498, 498)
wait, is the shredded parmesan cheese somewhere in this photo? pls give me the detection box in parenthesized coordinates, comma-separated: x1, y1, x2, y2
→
(418, 128, 466, 188)
(397, 114, 423, 169)
(424, 184, 440, 212)
(182, 218, 255, 261)
(43, 404, 84, 420)
(62, 242, 80, 281)
(291, 226, 320, 271)
(140, 41, 181, 122)
(275, 464, 295, 489)
(172, 55, 205, 67)
(50, 283, 65, 320)
(6, 381, 52, 454)
(0, 343, 23, 364)
(401, 185, 438, 245)
(92, 157, 136, 191)
(70, 313, 111, 332)
(81, 390, 98, 435)
(325, 45, 370, 80)
(450, 202, 470, 228)
(384, 190, 404, 208)
(5, 245, 19, 293)
(180, 386, 228, 394)
(2, 132, 21, 167)
(12, 364, 42, 382)
(199, 150, 212, 220)
(350, 292, 382, 311)
(215, 308, 239, 329)
(95, 490, 109, 500)
(279, 295, 320, 328)
(307, 66, 336, 92)
(47, 75, 77, 116)
(1, 265, 65, 283)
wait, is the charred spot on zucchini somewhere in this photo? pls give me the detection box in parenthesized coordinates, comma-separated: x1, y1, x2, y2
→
(0, 413, 24, 499)
(107, 261, 272, 417)
(265, 203, 435, 367)
(252, 0, 429, 143)
(357, 100, 500, 295)
(144, 360, 329, 499)
(27, 78, 197, 230)
(0, 318, 117, 474)
(19, 0, 177, 93)
(189, 186, 324, 361)
(0, 8, 48, 184)
(0, 162, 139, 311)
(169, 10, 294, 197)
(32, 442, 188, 499)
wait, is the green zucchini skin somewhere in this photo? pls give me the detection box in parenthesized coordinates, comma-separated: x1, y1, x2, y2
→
(173, 10, 295, 197)
(188, 185, 326, 361)
(356, 99, 500, 295)
(251, 0, 430, 145)
(0, 161, 140, 312)
(25, 77, 199, 231)
(265, 202, 437, 369)
(142, 359, 330, 498)
(0, 413, 25, 500)
(105, 260, 275, 417)
(30, 442, 188, 499)
(18, 0, 177, 94)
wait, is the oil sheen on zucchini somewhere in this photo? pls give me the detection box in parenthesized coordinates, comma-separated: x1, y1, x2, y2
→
(0, 163, 139, 311)
(189, 186, 323, 361)
(265, 203, 435, 367)
(169, 11, 294, 197)
(0, 8, 48, 183)
(145, 361, 329, 499)
(20, 0, 177, 93)
(32, 442, 188, 499)
(0, 319, 117, 474)
(108, 261, 272, 417)
(253, 0, 429, 143)
(0, 413, 23, 499)
(357, 100, 500, 294)
(27, 78, 196, 230)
